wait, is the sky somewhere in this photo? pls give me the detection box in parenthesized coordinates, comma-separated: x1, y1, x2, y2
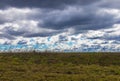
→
(0, 0, 120, 52)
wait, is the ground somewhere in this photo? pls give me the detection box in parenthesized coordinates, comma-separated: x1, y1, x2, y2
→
(0, 52, 120, 81)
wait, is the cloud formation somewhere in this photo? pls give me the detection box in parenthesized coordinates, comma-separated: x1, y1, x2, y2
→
(0, 0, 98, 9)
(0, 0, 120, 52)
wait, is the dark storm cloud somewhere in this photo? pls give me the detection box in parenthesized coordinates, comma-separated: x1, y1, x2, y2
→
(0, 0, 98, 9)
(0, 0, 120, 39)
(38, 6, 117, 31)
(5, 29, 25, 36)
(99, 0, 120, 9)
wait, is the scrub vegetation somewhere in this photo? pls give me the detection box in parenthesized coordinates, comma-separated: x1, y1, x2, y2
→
(0, 52, 120, 81)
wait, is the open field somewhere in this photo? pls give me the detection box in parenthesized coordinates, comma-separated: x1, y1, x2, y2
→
(0, 52, 120, 81)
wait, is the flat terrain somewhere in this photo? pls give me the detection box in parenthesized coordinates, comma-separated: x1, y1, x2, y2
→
(0, 52, 120, 81)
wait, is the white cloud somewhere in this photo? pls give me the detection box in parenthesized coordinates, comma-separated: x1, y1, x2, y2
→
(0, 7, 60, 40)
(97, 8, 120, 19)
(0, 7, 39, 21)
(0, 7, 120, 52)
(104, 24, 120, 36)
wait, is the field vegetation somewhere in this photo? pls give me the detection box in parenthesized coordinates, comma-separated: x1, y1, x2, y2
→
(0, 52, 120, 81)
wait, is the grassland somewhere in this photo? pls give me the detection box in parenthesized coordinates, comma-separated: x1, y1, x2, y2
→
(0, 52, 120, 81)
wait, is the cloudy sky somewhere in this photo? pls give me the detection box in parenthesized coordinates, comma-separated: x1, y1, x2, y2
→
(0, 0, 120, 52)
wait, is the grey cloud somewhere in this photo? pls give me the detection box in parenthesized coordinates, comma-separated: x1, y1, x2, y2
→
(99, 0, 120, 9)
(106, 36, 120, 41)
(103, 34, 120, 41)
(0, 33, 15, 40)
(0, 0, 120, 38)
(0, 0, 98, 9)
(39, 6, 117, 31)
(0, 20, 7, 24)
(0, 0, 120, 52)
(17, 40, 27, 45)
(6, 29, 25, 36)
(23, 33, 53, 37)
(23, 30, 62, 37)
(3, 27, 25, 36)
